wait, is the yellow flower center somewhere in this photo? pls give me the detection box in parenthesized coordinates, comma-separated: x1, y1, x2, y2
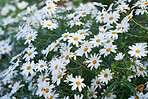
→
(82, 12, 86, 15)
(73, 53, 77, 55)
(76, 81, 81, 85)
(42, 77, 46, 82)
(49, 96, 53, 99)
(141, 9, 145, 11)
(45, 88, 49, 93)
(104, 73, 108, 78)
(145, 2, 148, 5)
(74, 37, 78, 41)
(96, 81, 99, 84)
(89, 92, 94, 96)
(61, 55, 65, 58)
(19, 30, 21, 32)
(84, 47, 88, 52)
(47, 24, 51, 26)
(93, 60, 97, 64)
(58, 74, 62, 79)
(35, 22, 38, 25)
(3, 48, 7, 50)
(117, 27, 121, 31)
(28, 52, 32, 56)
(107, 93, 111, 98)
(135, 97, 139, 99)
(112, 32, 116, 34)
(139, 67, 143, 71)
(65, 55, 69, 60)
(40, 65, 44, 68)
(80, 32, 84, 34)
(106, 48, 111, 52)
(41, 88, 44, 91)
(64, 35, 68, 37)
(47, 7, 51, 9)
(96, 39, 100, 42)
(16, 87, 19, 90)
(52, 15, 55, 18)
(101, 17, 104, 20)
(109, 17, 113, 20)
(128, 16, 131, 19)
(8, 70, 11, 74)
(135, 50, 140, 53)
(107, 40, 110, 43)
(27, 66, 31, 70)
(55, 65, 58, 69)
(6, 80, 8, 82)
(48, 47, 51, 51)
(29, 36, 33, 40)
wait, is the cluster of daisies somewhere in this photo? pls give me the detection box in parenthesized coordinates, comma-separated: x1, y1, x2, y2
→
(0, 0, 148, 99)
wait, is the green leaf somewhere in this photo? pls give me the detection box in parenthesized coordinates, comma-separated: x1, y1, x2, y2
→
(121, 82, 137, 97)
(103, 81, 118, 97)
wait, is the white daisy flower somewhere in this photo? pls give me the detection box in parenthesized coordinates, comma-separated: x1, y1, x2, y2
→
(128, 43, 147, 58)
(91, 76, 105, 88)
(10, 81, 24, 95)
(114, 52, 125, 60)
(100, 44, 117, 57)
(74, 94, 83, 99)
(36, 60, 47, 72)
(90, 34, 106, 47)
(23, 47, 38, 61)
(87, 86, 98, 99)
(69, 75, 86, 92)
(41, 19, 58, 30)
(98, 69, 114, 84)
(21, 61, 35, 77)
(85, 54, 102, 70)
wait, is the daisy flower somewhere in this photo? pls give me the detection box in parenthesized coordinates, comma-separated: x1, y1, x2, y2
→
(52, 69, 66, 85)
(10, 81, 24, 95)
(43, 84, 55, 98)
(128, 43, 147, 58)
(36, 86, 44, 97)
(104, 92, 116, 99)
(41, 19, 58, 30)
(136, 63, 147, 77)
(49, 58, 66, 72)
(114, 52, 125, 60)
(0, 44, 12, 54)
(37, 73, 50, 87)
(68, 33, 85, 47)
(78, 41, 93, 58)
(21, 61, 35, 76)
(90, 34, 106, 47)
(105, 30, 119, 40)
(91, 76, 105, 88)
(45, 1, 57, 15)
(23, 47, 38, 61)
(77, 29, 90, 36)
(4, 65, 15, 78)
(100, 44, 117, 57)
(36, 60, 47, 72)
(59, 32, 70, 41)
(74, 94, 83, 99)
(85, 54, 102, 70)
(128, 92, 144, 99)
(64, 74, 73, 83)
(78, 8, 91, 17)
(69, 75, 86, 92)
(101, 88, 117, 99)
(104, 12, 120, 25)
(98, 69, 114, 84)
(87, 86, 98, 99)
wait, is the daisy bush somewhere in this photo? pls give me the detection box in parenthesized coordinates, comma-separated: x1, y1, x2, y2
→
(0, 0, 148, 99)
